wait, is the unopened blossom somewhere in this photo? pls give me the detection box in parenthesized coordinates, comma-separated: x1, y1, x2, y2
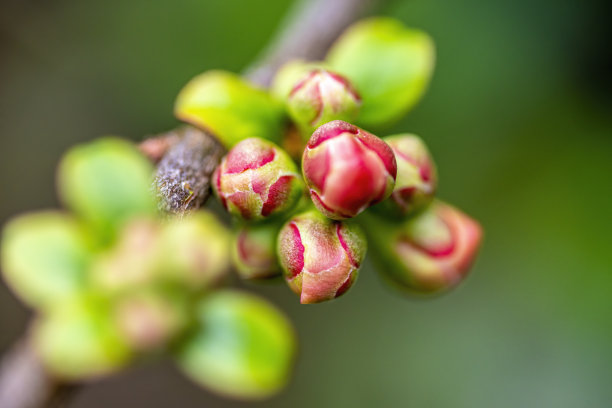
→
(373, 201, 482, 293)
(277, 210, 366, 304)
(214, 138, 304, 221)
(232, 222, 282, 280)
(376, 134, 437, 217)
(302, 120, 396, 220)
(287, 69, 361, 137)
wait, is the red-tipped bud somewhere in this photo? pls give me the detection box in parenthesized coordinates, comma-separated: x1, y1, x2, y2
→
(287, 69, 361, 137)
(376, 134, 437, 217)
(232, 223, 282, 280)
(277, 210, 366, 304)
(302, 120, 396, 220)
(213, 138, 304, 221)
(366, 201, 482, 294)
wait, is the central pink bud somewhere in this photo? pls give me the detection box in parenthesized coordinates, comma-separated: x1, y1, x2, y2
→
(213, 138, 304, 221)
(277, 210, 366, 304)
(302, 120, 397, 220)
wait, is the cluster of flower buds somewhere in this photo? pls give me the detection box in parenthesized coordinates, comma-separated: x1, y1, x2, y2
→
(197, 19, 481, 303)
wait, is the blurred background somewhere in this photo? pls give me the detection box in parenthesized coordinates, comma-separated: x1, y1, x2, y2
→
(1, 0, 611, 407)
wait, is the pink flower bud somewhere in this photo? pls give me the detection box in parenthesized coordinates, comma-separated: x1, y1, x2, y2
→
(287, 69, 361, 137)
(302, 120, 397, 220)
(368, 201, 482, 294)
(277, 210, 366, 304)
(232, 223, 282, 280)
(377, 134, 437, 217)
(214, 138, 304, 221)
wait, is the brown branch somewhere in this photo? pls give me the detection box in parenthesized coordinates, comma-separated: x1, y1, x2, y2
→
(153, 126, 225, 216)
(0, 0, 386, 406)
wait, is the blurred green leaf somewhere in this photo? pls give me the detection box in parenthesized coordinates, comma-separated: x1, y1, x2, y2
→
(57, 138, 156, 240)
(327, 17, 435, 129)
(176, 290, 296, 400)
(33, 295, 132, 380)
(175, 70, 286, 148)
(1, 212, 91, 308)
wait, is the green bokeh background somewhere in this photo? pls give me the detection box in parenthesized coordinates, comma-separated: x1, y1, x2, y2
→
(1, 0, 611, 407)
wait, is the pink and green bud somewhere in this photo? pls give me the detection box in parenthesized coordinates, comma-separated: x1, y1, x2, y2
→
(277, 210, 366, 304)
(271, 60, 329, 101)
(214, 138, 304, 221)
(232, 222, 282, 280)
(302, 120, 396, 220)
(363, 201, 482, 294)
(376, 134, 437, 217)
(287, 69, 361, 138)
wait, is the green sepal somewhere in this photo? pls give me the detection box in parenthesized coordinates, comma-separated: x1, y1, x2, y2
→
(1, 212, 92, 308)
(175, 70, 286, 148)
(327, 17, 435, 128)
(175, 290, 296, 400)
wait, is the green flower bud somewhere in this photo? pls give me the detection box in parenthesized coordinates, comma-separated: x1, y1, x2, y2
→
(374, 134, 437, 217)
(270, 60, 329, 102)
(33, 296, 132, 381)
(277, 210, 366, 304)
(213, 138, 304, 221)
(114, 289, 189, 352)
(287, 69, 361, 138)
(232, 222, 282, 280)
(176, 290, 296, 400)
(1, 212, 91, 308)
(175, 70, 285, 148)
(157, 211, 231, 289)
(91, 218, 162, 292)
(327, 17, 435, 128)
(57, 138, 156, 240)
(362, 201, 482, 294)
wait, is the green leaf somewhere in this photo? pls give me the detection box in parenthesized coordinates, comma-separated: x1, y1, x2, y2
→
(175, 70, 286, 148)
(327, 17, 435, 128)
(176, 290, 296, 400)
(33, 295, 132, 380)
(57, 138, 156, 239)
(1, 212, 91, 308)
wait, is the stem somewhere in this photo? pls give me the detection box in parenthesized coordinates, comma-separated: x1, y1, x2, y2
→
(0, 0, 385, 406)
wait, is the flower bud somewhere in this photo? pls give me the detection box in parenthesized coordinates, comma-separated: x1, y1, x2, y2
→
(327, 17, 435, 128)
(114, 290, 189, 352)
(158, 211, 231, 289)
(363, 201, 482, 294)
(92, 218, 162, 292)
(271, 60, 329, 101)
(175, 70, 285, 148)
(277, 210, 366, 304)
(287, 69, 361, 138)
(232, 222, 282, 280)
(214, 138, 304, 221)
(302, 120, 396, 220)
(375, 134, 437, 217)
